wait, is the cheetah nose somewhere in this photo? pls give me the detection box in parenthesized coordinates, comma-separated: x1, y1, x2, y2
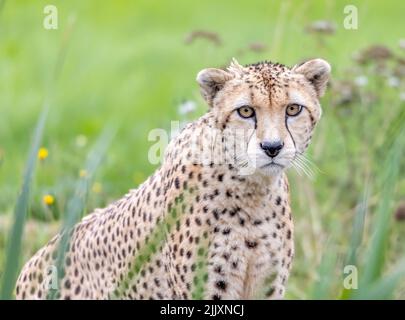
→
(260, 141, 284, 158)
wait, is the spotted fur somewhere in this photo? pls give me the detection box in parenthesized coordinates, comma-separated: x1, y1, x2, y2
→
(16, 58, 330, 300)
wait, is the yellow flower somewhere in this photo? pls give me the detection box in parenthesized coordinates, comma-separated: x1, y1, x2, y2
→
(38, 147, 49, 160)
(79, 169, 88, 178)
(43, 194, 55, 206)
(92, 182, 102, 194)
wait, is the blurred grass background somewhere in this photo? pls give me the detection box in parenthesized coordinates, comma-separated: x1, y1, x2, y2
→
(0, 0, 405, 299)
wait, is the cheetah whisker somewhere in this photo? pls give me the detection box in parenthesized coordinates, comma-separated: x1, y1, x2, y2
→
(296, 153, 321, 174)
(291, 157, 314, 179)
(292, 160, 309, 178)
(294, 153, 319, 176)
(295, 156, 315, 176)
(290, 161, 304, 177)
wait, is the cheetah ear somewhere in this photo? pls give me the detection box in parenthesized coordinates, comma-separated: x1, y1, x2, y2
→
(196, 68, 233, 107)
(292, 58, 331, 97)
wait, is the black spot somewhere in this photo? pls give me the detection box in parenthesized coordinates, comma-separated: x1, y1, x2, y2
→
(64, 279, 71, 289)
(216, 280, 227, 291)
(174, 178, 180, 189)
(75, 286, 81, 295)
(276, 196, 282, 205)
(245, 240, 258, 249)
(214, 266, 222, 274)
(212, 209, 219, 220)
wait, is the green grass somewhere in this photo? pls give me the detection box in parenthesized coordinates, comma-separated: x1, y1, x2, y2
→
(1, 0, 405, 299)
(47, 125, 116, 299)
(0, 107, 48, 299)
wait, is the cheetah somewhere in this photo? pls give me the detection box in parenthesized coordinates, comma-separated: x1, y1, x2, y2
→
(16, 58, 330, 300)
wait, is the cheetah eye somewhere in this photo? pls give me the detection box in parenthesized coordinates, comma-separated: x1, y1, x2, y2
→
(286, 104, 303, 117)
(237, 106, 255, 119)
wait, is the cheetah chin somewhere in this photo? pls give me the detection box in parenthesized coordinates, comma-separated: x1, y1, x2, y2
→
(16, 58, 330, 300)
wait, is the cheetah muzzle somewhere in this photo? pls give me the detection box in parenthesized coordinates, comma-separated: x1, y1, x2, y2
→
(16, 58, 331, 300)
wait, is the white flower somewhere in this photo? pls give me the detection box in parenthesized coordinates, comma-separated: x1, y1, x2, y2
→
(76, 134, 88, 148)
(399, 39, 405, 50)
(306, 20, 336, 34)
(354, 75, 368, 87)
(178, 100, 197, 115)
(387, 76, 400, 87)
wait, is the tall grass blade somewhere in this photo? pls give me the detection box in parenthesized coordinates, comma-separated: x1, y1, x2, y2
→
(360, 130, 404, 287)
(0, 107, 48, 299)
(191, 231, 209, 300)
(346, 183, 369, 267)
(353, 259, 405, 300)
(339, 183, 369, 299)
(0, 10, 75, 298)
(47, 125, 116, 299)
(310, 241, 337, 299)
(112, 188, 195, 299)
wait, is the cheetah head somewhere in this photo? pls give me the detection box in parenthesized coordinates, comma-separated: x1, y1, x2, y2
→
(196, 58, 331, 177)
